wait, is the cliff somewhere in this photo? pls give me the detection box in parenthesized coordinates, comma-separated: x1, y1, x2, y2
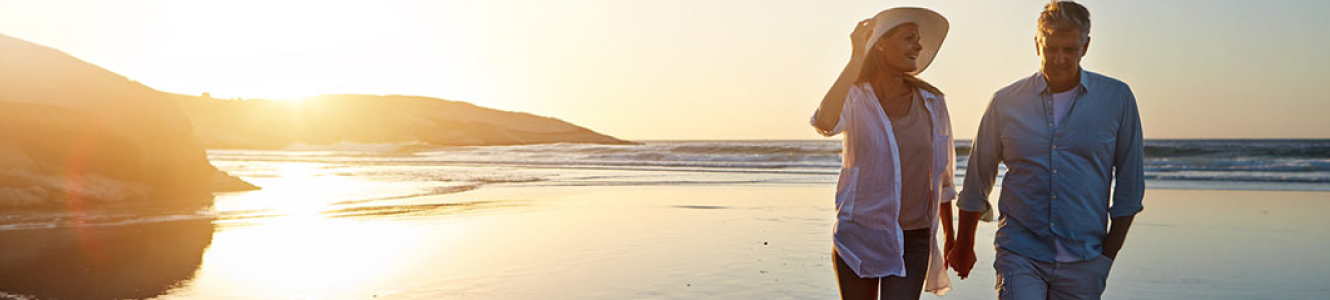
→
(0, 32, 254, 208)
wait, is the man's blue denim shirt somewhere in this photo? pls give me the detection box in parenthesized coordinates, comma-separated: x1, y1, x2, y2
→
(958, 69, 1145, 262)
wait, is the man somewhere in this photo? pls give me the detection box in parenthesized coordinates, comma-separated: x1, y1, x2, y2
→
(946, 1, 1144, 300)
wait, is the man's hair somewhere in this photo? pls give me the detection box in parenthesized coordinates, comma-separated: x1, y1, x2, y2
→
(1038, 1, 1090, 38)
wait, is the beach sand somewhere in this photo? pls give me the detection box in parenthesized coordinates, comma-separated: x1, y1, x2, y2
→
(138, 184, 1330, 299)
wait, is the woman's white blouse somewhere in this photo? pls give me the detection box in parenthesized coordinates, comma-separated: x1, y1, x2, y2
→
(810, 83, 958, 295)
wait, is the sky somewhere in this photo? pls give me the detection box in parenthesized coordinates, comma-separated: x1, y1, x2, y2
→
(1, 0, 1327, 140)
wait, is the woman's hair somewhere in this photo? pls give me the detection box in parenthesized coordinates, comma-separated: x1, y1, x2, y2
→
(1038, 1, 1091, 38)
(857, 24, 943, 96)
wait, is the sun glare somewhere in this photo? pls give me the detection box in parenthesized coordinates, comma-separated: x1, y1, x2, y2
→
(265, 163, 330, 215)
(213, 162, 367, 219)
(191, 217, 428, 298)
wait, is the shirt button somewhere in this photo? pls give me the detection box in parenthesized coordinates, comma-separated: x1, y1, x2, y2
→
(1052, 145, 1058, 150)
(1052, 195, 1058, 199)
(1052, 169, 1058, 174)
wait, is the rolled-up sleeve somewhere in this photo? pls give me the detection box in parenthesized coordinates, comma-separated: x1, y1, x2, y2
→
(957, 97, 1002, 215)
(811, 87, 855, 137)
(810, 109, 846, 137)
(941, 167, 957, 204)
(1109, 87, 1145, 218)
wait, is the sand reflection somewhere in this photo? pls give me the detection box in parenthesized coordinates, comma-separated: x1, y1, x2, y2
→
(0, 219, 213, 300)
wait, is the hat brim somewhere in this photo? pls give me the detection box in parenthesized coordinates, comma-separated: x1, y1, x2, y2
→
(864, 7, 949, 76)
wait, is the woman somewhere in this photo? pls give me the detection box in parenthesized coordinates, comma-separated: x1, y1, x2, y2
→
(809, 7, 958, 300)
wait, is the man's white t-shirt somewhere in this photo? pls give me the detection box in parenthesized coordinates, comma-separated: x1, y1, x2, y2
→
(1051, 89, 1081, 262)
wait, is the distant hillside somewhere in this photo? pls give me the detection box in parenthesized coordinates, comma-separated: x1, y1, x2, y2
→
(175, 94, 635, 149)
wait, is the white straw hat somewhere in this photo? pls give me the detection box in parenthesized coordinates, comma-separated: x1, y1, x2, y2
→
(864, 7, 949, 76)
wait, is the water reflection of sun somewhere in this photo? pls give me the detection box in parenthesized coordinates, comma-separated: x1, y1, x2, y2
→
(213, 162, 367, 219)
(265, 163, 333, 216)
(193, 161, 452, 298)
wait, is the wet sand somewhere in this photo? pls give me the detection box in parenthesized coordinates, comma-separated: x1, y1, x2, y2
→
(136, 185, 1330, 299)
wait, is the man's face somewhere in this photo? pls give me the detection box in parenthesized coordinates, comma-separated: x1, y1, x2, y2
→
(1036, 30, 1089, 86)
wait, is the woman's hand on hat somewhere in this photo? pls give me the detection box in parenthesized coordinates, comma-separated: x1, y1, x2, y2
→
(850, 18, 875, 60)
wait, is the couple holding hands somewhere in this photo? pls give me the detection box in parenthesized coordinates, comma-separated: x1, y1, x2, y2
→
(811, 1, 1144, 300)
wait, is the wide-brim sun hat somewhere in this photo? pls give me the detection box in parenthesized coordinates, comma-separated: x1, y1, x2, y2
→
(864, 7, 949, 76)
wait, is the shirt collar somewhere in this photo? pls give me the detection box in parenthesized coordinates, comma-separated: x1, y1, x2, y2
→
(1035, 69, 1092, 95)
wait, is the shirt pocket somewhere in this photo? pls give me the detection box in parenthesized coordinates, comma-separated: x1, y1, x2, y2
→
(835, 167, 860, 222)
(936, 131, 952, 159)
(1000, 134, 1041, 161)
(1065, 128, 1117, 158)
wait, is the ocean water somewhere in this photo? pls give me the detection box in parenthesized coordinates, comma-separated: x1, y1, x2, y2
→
(214, 139, 1330, 193)
(0, 140, 1327, 300)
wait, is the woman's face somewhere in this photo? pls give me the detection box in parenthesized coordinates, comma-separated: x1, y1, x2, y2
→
(872, 23, 922, 74)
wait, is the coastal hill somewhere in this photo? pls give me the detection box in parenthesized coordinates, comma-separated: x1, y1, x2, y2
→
(0, 32, 256, 208)
(0, 32, 629, 207)
(175, 93, 635, 149)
